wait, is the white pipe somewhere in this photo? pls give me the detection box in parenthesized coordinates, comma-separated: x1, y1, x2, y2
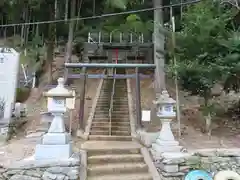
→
(98, 32, 101, 43)
(21, 64, 27, 83)
(120, 33, 122, 43)
(32, 72, 36, 88)
(88, 32, 91, 43)
(130, 33, 133, 43)
(110, 33, 112, 43)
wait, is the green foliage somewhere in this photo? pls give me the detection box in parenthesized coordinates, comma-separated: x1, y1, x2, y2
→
(168, 0, 235, 103)
(105, 0, 128, 9)
(16, 87, 31, 103)
(217, 31, 240, 92)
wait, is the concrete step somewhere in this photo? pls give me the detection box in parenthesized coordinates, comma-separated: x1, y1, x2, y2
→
(93, 115, 129, 119)
(92, 118, 129, 122)
(88, 135, 132, 141)
(87, 148, 140, 156)
(87, 173, 152, 180)
(90, 130, 130, 136)
(91, 122, 130, 126)
(94, 107, 109, 110)
(94, 110, 129, 114)
(99, 97, 128, 101)
(93, 118, 129, 122)
(91, 125, 130, 131)
(95, 105, 128, 108)
(95, 108, 129, 111)
(88, 163, 148, 176)
(97, 101, 129, 104)
(88, 154, 144, 164)
(96, 99, 110, 101)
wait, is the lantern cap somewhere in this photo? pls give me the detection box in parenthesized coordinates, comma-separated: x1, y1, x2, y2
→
(43, 78, 73, 97)
(153, 90, 176, 105)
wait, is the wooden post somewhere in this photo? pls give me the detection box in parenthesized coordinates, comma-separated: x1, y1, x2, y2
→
(66, 90, 75, 134)
(69, 109, 73, 134)
(171, 8, 181, 138)
(135, 67, 142, 129)
(79, 67, 87, 130)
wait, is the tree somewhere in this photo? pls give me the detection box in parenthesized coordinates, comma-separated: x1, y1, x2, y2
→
(168, 0, 235, 134)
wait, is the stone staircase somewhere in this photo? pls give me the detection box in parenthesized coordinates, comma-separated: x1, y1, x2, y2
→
(83, 141, 153, 180)
(89, 70, 132, 141)
(84, 68, 155, 180)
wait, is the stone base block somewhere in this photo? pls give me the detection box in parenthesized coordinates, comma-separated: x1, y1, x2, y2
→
(35, 144, 72, 160)
(156, 139, 179, 146)
(159, 163, 179, 173)
(152, 143, 182, 154)
(42, 132, 70, 145)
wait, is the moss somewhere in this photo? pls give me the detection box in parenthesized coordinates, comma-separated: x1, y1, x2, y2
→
(16, 87, 31, 103)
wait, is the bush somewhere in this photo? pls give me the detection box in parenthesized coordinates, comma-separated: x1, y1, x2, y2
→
(16, 87, 31, 103)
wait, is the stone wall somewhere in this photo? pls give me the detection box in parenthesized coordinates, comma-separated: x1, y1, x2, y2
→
(152, 149, 240, 179)
(0, 153, 81, 180)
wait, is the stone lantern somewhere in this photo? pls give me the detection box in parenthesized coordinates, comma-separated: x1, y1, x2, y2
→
(35, 78, 73, 160)
(151, 90, 182, 153)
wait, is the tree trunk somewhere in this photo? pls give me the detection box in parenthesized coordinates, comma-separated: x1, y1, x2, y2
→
(65, 0, 76, 64)
(20, 7, 26, 47)
(75, 0, 83, 30)
(25, 9, 31, 46)
(46, 2, 56, 83)
(65, 0, 69, 22)
(54, 0, 58, 46)
(203, 93, 212, 136)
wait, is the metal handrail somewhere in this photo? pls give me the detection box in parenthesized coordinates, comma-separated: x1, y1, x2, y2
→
(108, 68, 116, 136)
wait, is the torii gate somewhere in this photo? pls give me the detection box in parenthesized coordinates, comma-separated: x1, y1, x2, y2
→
(65, 63, 156, 131)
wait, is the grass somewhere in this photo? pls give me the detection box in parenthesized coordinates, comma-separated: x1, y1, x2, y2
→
(20, 53, 30, 65)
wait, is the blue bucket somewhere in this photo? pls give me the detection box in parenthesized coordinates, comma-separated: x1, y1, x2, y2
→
(185, 170, 213, 180)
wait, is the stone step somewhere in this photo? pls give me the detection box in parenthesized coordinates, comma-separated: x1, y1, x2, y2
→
(95, 105, 128, 108)
(91, 126, 130, 131)
(87, 148, 140, 156)
(91, 122, 130, 126)
(97, 98, 128, 101)
(87, 173, 152, 180)
(100, 92, 127, 95)
(97, 101, 129, 104)
(93, 115, 129, 119)
(90, 130, 130, 136)
(88, 154, 144, 164)
(93, 118, 129, 122)
(94, 110, 129, 114)
(96, 105, 128, 108)
(88, 163, 148, 176)
(95, 108, 129, 111)
(88, 135, 132, 141)
(92, 118, 129, 122)
(101, 89, 127, 92)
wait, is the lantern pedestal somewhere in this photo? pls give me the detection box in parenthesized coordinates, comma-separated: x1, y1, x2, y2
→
(41, 113, 70, 145)
(34, 78, 73, 160)
(35, 144, 72, 160)
(152, 118, 182, 153)
(35, 112, 72, 160)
